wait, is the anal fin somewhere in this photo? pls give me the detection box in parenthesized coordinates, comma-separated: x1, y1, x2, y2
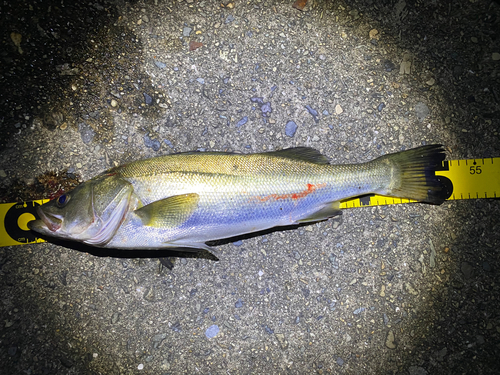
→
(297, 201, 342, 223)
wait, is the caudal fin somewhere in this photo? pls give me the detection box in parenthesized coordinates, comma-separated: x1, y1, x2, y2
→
(380, 144, 447, 204)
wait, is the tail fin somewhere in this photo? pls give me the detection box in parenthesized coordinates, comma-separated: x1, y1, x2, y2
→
(380, 145, 447, 204)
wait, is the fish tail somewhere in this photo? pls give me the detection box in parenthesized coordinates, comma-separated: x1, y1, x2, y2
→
(377, 144, 447, 204)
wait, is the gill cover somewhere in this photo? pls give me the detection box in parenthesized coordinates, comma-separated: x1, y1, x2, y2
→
(31, 174, 133, 245)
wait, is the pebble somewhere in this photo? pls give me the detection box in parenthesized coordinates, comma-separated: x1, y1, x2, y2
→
(336, 357, 344, 366)
(353, 307, 365, 315)
(196, 77, 205, 84)
(383, 313, 389, 325)
(285, 120, 298, 137)
(144, 134, 161, 151)
(110, 99, 118, 107)
(154, 60, 166, 69)
(492, 52, 500, 61)
(78, 122, 95, 144)
(377, 103, 385, 112)
(225, 15, 235, 24)
(260, 102, 272, 117)
(328, 254, 339, 270)
(0, 170, 6, 178)
(138, 364, 144, 370)
(384, 60, 396, 72)
(263, 324, 274, 334)
(236, 116, 248, 127)
(143, 93, 153, 105)
(335, 104, 343, 114)
(385, 330, 397, 349)
(415, 102, 430, 122)
(183, 27, 192, 37)
(205, 325, 219, 339)
(305, 105, 319, 123)
(235, 299, 243, 308)
(152, 333, 167, 349)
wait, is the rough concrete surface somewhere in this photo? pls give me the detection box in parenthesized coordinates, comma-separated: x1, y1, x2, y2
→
(1, 0, 499, 374)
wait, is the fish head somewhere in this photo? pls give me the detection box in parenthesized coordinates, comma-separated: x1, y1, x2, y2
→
(29, 174, 133, 245)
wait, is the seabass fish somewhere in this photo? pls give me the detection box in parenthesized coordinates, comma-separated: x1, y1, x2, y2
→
(29, 145, 446, 252)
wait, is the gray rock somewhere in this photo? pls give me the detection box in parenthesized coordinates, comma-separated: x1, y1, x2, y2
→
(78, 122, 95, 144)
(415, 102, 430, 122)
(205, 325, 219, 339)
(285, 121, 298, 137)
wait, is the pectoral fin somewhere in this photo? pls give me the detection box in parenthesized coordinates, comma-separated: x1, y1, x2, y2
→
(135, 193, 199, 228)
(297, 201, 342, 223)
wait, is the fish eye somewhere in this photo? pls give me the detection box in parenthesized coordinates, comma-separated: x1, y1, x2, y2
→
(57, 194, 69, 207)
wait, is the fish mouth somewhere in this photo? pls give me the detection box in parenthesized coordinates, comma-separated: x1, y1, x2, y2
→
(33, 206, 63, 232)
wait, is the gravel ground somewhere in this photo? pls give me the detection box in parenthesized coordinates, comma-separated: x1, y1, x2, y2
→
(1, 0, 499, 374)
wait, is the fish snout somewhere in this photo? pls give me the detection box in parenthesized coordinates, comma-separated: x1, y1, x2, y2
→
(32, 205, 62, 232)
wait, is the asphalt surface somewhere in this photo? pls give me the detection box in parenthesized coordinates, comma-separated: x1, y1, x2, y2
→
(1, 0, 499, 374)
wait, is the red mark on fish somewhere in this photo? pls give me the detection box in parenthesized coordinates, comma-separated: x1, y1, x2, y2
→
(253, 183, 326, 203)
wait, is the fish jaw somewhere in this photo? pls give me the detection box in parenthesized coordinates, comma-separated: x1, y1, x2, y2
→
(30, 205, 62, 233)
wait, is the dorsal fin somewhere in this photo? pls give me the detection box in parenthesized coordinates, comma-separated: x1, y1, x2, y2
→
(263, 147, 330, 165)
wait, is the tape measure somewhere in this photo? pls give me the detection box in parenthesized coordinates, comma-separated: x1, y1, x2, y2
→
(1, 157, 498, 247)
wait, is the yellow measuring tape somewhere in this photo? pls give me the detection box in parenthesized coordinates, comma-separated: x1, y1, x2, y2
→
(1, 158, 498, 247)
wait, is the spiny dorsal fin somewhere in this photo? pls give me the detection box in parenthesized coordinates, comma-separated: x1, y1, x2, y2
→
(263, 147, 330, 165)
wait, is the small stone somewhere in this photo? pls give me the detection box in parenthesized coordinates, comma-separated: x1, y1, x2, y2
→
(305, 105, 319, 123)
(143, 93, 153, 105)
(110, 99, 118, 107)
(335, 104, 343, 114)
(336, 357, 344, 366)
(385, 330, 397, 349)
(379, 285, 386, 297)
(353, 307, 365, 315)
(196, 77, 205, 84)
(138, 364, 144, 370)
(492, 52, 500, 61)
(285, 121, 298, 137)
(0, 170, 6, 178)
(426, 77, 435, 86)
(292, 0, 307, 11)
(154, 60, 166, 69)
(369, 29, 379, 39)
(189, 41, 203, 51)
(183, 27, 192, 37)
(415, 102, 430, 122)
(235, 299, 243, 308)
(205, 325, 219, 339)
